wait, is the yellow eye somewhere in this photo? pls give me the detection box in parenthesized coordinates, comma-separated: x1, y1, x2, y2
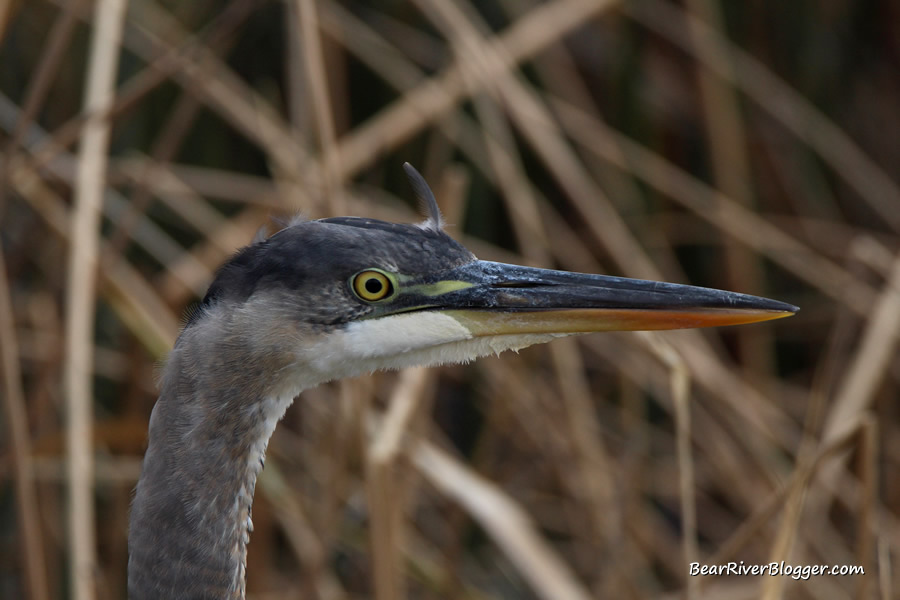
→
(352, 270, 394, 301)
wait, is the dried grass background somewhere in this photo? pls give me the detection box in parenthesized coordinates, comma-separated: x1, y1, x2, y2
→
(1, 1, 899, 599)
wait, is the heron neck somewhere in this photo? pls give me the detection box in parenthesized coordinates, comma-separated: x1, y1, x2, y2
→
(127, 324, 299, 599)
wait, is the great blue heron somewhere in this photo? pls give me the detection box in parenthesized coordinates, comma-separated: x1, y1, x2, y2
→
(127, 164, 796, 599)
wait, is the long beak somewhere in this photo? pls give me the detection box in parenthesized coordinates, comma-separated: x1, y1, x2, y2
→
(416, 260, 797, 336)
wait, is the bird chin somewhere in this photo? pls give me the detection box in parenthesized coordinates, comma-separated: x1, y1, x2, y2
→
(295, 311, 570, 385)
(358, 333, 571, 373)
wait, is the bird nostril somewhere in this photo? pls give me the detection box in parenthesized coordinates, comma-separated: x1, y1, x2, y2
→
(491, 281, 552, 289)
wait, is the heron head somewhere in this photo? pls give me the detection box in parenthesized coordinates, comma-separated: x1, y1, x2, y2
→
(186, 164, 796, 387)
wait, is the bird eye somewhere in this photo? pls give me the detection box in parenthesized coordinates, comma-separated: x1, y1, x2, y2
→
(352, 269, 394, 301)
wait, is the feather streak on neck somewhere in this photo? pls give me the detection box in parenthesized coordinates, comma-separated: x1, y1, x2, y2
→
(128, 310, 302, 599)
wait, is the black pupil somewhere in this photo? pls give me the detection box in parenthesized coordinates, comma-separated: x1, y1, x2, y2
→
(365, 277, 383, 294)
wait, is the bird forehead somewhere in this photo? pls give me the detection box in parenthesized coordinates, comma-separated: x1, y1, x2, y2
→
(277, 219, 475, 276)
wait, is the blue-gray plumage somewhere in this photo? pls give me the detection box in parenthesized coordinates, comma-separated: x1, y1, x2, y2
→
(127, 164, 796, 599)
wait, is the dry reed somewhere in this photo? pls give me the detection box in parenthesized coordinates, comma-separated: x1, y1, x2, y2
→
(0, 1, 897, 599)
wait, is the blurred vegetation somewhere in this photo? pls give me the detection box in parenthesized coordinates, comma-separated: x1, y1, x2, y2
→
(1, 0, 898, 599)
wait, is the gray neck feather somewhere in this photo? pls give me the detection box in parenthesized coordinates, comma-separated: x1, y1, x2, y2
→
(128, 307, 299, 599)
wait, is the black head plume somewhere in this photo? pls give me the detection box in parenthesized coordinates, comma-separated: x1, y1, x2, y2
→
(404, 162, 445, 231)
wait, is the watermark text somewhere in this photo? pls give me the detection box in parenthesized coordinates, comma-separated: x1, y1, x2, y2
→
(689, 561, 864, 580)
